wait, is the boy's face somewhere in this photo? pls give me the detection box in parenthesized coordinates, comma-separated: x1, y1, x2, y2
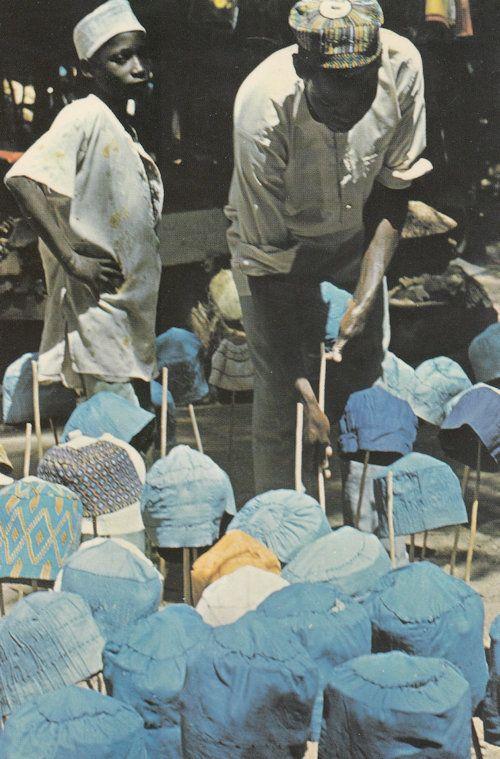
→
(85, 31, 151, 99)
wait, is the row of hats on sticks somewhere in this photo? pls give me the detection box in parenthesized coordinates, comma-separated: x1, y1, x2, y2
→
(0, 530, 499, 754)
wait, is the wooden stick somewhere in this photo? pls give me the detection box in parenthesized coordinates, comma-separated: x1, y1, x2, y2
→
(355, 451, 370, 529)
(160, 367, 169, 458)
(471, 719, 483, 759)
(23, 423, 32, 478)
(49, 418, 59, 446)
(92, 516, 98, 538)
(409, 534, 415, 563)
(317, 343, 327, 511)
(188, 404, 204, 454)
(158, 555, 167, 582)
(31, 360, 43, 462)
(0, 585, 4, 617)
(465, 442, 482, 583)
(295, 402, 304, 493)
(183, 548, 192, 605)
(421, 530, 428, 559)
(228, 391, 236, 471)
(450, 464, 471, 575)
(387, 470, 396, 568)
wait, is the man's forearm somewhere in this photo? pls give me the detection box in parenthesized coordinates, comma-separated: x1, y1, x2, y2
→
(353, 217, 399, 309)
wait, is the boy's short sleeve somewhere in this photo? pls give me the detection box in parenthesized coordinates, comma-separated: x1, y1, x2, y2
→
(5, 100, 92, 198)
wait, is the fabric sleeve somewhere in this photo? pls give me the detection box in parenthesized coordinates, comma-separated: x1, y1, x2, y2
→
(5, 100, 91, 198)
(376, 51, 432, 190)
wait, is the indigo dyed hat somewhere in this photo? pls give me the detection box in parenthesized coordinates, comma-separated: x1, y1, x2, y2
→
(141, 445, 236, 548)
(0, 591, 104, 716)
(156, 328, 208, 405)
(61, 392, 154, 445)
(411, 356, 472, 426)
(55, 538, 163, 640)
(191, 530, 281, 605)
(373, 452, 468, 536)
(320, 652, 472, 759)
(257, 582, 371, 740)
(482, 615, 500, 745)
(0, 477, 82, 581)
(320, 282, 352, 345)
(364, 561, 488, 709)
(339, 386, 418, 457)
(104, 605, 210, 758)
(209, 338, 254, 392)
(0, 686, 147, 758)
(150, 383, 176, 414)
(468, 323, 500, 383)
(376, 350, 416, 407)
(282, 526, 391, 597)
(2, 351, 75, 424)
(73, 0, 146, 61)
(180, 612, 319, 757)
(289, 0, 384, 70)
(439, 385, 500, 471)
(196, 566, 289, 626)
(228, 489, 330, 564)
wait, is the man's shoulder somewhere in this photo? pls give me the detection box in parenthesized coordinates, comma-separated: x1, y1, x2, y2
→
(380, 28, 423, 84)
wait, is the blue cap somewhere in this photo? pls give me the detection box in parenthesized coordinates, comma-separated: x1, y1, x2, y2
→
(56, 538, 162, 641)
(0, 477, 82, 581)
(468, 323, 500, 383)
(156, 328, 209, 405)
(0, 591, 103, 715)
(373, 452, 468, 536)
(61, 392, 154, 444)
(2, 351, 75, 425)
(257, 582, 371, 739)
(141, 445, 236, 548)
(227, 489, 331, 564)
(320, 282, 352, 345)
(439, 385, 500, 471)
(150, 383, 176, 412)
(339, 386, 418, 456)
(483, 614, 500, 745)
(0, 686, 147, 758)
(364, 561, 488, 709)
(282, 526, 391, 597)
(180, 612, 319, 757)
(104, 605, 210, 757)
(411, 357, 472, 425)
(375, 351, 416, 407)
(320, 652, 471, 759)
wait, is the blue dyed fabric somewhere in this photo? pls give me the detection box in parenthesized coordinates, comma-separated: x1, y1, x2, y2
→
(104, 605, 210, 759)
(363, 561, 488, 710)
(320, 282, 351, 345)
(375, 351, 416, 407)
(141, 445, 236, 548)
(339, 386, 417, 456)
(282, 526, 391, 598)
(319, 652, 472, 759)
(482, 614, 500, 746)
(373, 452, 468, 536)
(228, 489, 331, 564)
(469, 323, 500, 383)
(439, 385, 500, 471)
(0, 591, 103, 716)
(0, 476, 82, 581)
(180, 611, 319, 758)
(257, 582, 371, 740)
(61, 392, 154, 444)
(156, 328, 208, 405)
(150, 383, 176, 413)
(0, 686, 147, 758)
(57, 538, 162, 641)
(411, 356, 472, 426)
(2, 352, 76, 424)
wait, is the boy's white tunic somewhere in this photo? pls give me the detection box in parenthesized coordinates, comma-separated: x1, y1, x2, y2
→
(6, 94, 164, 385)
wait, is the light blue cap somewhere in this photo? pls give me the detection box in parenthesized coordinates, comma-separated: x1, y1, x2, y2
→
(483, 614, 500, 744)
(468, 322, 500, 383)
(375, 350, 416, 406)
(411, 357, 472, 425)
(141, 445, 236, 548)
(228, 489, 331, 564)
(61, 392, 154, 444)
(156, 328, 209, 405)
(320, 282, 352, 345)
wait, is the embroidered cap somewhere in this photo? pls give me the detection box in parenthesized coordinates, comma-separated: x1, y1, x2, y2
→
(73, 0, 146, 61)
(289, 0, 384, 70)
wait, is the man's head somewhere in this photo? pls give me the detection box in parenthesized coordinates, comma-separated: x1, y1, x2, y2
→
(290, 0, 383, 132)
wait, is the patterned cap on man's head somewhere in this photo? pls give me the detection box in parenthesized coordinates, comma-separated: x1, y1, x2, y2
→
(289, 0, 383, 69)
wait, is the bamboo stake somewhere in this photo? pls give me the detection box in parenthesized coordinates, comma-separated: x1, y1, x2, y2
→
(183, 548, 191, 605)
(49, 418, 59, 445)
(0, 585, 4, 617)
(295, 402, 304, 493)
(31, 360, 43, 462)
(387, 470, 396, 568)
(450, 465, 471, 575)
(23, 423, 32, 478)
(188, 404, 204, 455)
(465, 442, 482, 583)
(160, 367, 169, 458)
(317, 343, 327, 510)
(355, 451, 370, 529)
(409, 534, 415, 563)
(421, 531, 428, 559)
(227, 391, 236, 472)
(92, 516, 98, 538)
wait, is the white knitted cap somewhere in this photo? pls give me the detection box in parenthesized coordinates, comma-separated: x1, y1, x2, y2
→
(73, 0, 145, 61)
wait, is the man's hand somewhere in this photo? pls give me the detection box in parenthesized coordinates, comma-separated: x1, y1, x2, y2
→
(295, 377, 333, 477)
(68, 254, 124, 299)
(326, 298, 367, 363)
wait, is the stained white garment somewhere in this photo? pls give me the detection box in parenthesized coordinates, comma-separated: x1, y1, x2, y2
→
(5, 94, 163, 386)
(225, 29, 430, 295)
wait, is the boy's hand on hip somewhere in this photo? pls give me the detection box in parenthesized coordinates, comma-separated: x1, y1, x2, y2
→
(68, 254, 124, 299)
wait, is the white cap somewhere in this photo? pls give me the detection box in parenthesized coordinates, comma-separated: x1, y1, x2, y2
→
(73, 0, 146, 61)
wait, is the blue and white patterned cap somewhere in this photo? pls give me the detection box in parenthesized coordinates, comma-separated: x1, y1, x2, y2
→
(468, 323, 500, 383)
(0, 591, 103, 716)
(0, 686, 147, 758)
(411, 357, 472, 425)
